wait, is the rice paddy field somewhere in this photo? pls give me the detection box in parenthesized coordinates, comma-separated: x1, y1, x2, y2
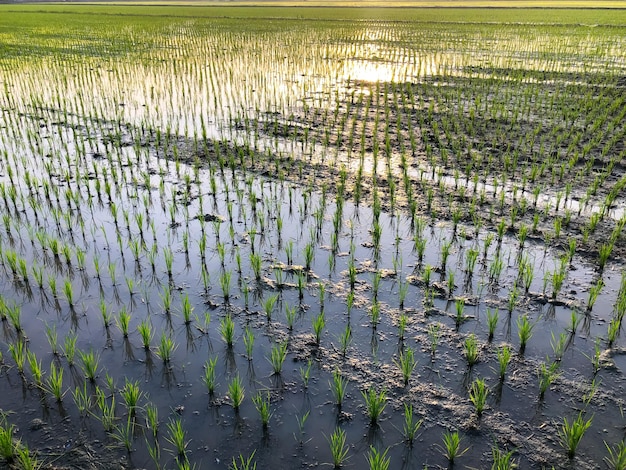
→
(0, 4, 626, 469)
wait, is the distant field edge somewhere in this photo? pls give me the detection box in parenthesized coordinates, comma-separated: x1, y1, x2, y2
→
(2, 1, 626, 7)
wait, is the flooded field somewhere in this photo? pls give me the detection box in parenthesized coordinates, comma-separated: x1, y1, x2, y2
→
(0, 5, 625, 469)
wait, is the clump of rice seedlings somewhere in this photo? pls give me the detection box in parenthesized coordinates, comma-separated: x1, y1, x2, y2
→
(491, 445, 517, 470)
(428, 323, 441, 356)
(228, 375, 245, 410)
(587, 278, 604, 312)
(231, 450, 257, 470)
(250, 253, 262, 282)
(268, 341, 288, 375)
(366, 446, 390, 470)
(252, 391, 272, 429)
(220, 270, 232, 302)
(608, 317, 621, 348)
(137, 320, 153, 350)
(338, 324, 352, 357)
(220, 315, 236, 348)
(439, 430, 469, 465)
(285, 303, 297, 331)
(402, 403, 423, 446)
(117, 307, 131, 337)
(156, 333, 176, 363)
(46, 362, 65, 402)
(440, 240, 451, 272)
(330, 369, 348, 409)
(558, 412, 592, 459)
(312, 311, 325, 345)
(145, 403, 159, 440)
(538, 360, 561, 399)
(112, 415, 136, 453)
(487, 308, 498, 341)
(517, 315, 534, 353)
(165, 417, 189, 462)
(300, 359, 312, 389)
(180, 293, 193, 325)
(6, 304, 22, 334)
(304, 242, 314, 271)
(15, 443, 39, 470)
(120, 378, 143, 417)
(362, 388, 387, 424)
(604, 440, 626, 470)
(469, 377, 489, 416)
(26, 351, 43, 388)
(160, 285, 173, 315)
(447, 272, 455, 298)
(78, 349, 100, 382)
(203, 356, 218, 396)
(551, 331, 569, 361)
(455, 300, 467, 330)
(0, 415, 17, 462)
(568, 310, 582, 335)
(9, 339, 26, 375)
(72, 382, 91, 415)
(263, 294, 278, 321)
(397, 313, 408, 340)
(63, 279, 74, 307)
(328, 427, 350, 468)
(243, 327, 255, 360)
(497, 345, 512, 381)
(100, 299, 112, 329)
(398, 280, 408, 310)
(394, 347, 417, 385)
(464, 334, 479, 367)
(370, 301, 381, 328)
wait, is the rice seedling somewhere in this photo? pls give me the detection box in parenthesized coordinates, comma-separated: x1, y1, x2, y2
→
(604, 440, 626, 470)
(394, 346, 417, 385)
(370, 301, 380, 327)
(427, 323, 441, 356)
(117, 307, 131, 337)
(220, 315, 236, 348)
(203, 356, 218, 396)
(0, 417, 17, 462)
(558, 412, 592, 459)
(263, 294, 278, 321)
(491, 446, 517, 470)
(79, 349, 100, 383)
(517, 315, 534, 353)
(464, 334, 479, 367)
(252, 391, 272, 429)
(9, 339, 26, 374)
(551, 331, 569, 361)
(439, 430, 469, 465)
(300, 359, 312, 388)
(165, 417, 189, 461)
(15, 443, 39, 470)
(137, 320, 153, 350)
(243, 327, 254, 360)
(156, 333, 176, 363)
(469, 377, 489, 416)
(362, 387, 387, 424)
(268, 341, 288, 374)
(72, 381, 91, 415)
(231, 450, 257, 470)
(228, 375, 245, 410)
(338, 324, 351, 356)
(402, 403, 423, 446)
(330, 368, 348, 409)
(497, 344, 512, 381)
(455, 300, 467, 330)
(120, 378, 143, 416)
(587, 278, 604, 311)
(538, 360, 561, 399)
(607, 317, 620, 348)
(26, 351, 43, 388)
(220, 270, 232, 302)
(487, 308, 499, 341)
(46, 362, 65, 402)
(366, 446, 390, 470)
(328, 427, 350, 468)
(312, 311, 325, 345)
(180, 293, 193, 325)
(145, 403, 159, 439)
